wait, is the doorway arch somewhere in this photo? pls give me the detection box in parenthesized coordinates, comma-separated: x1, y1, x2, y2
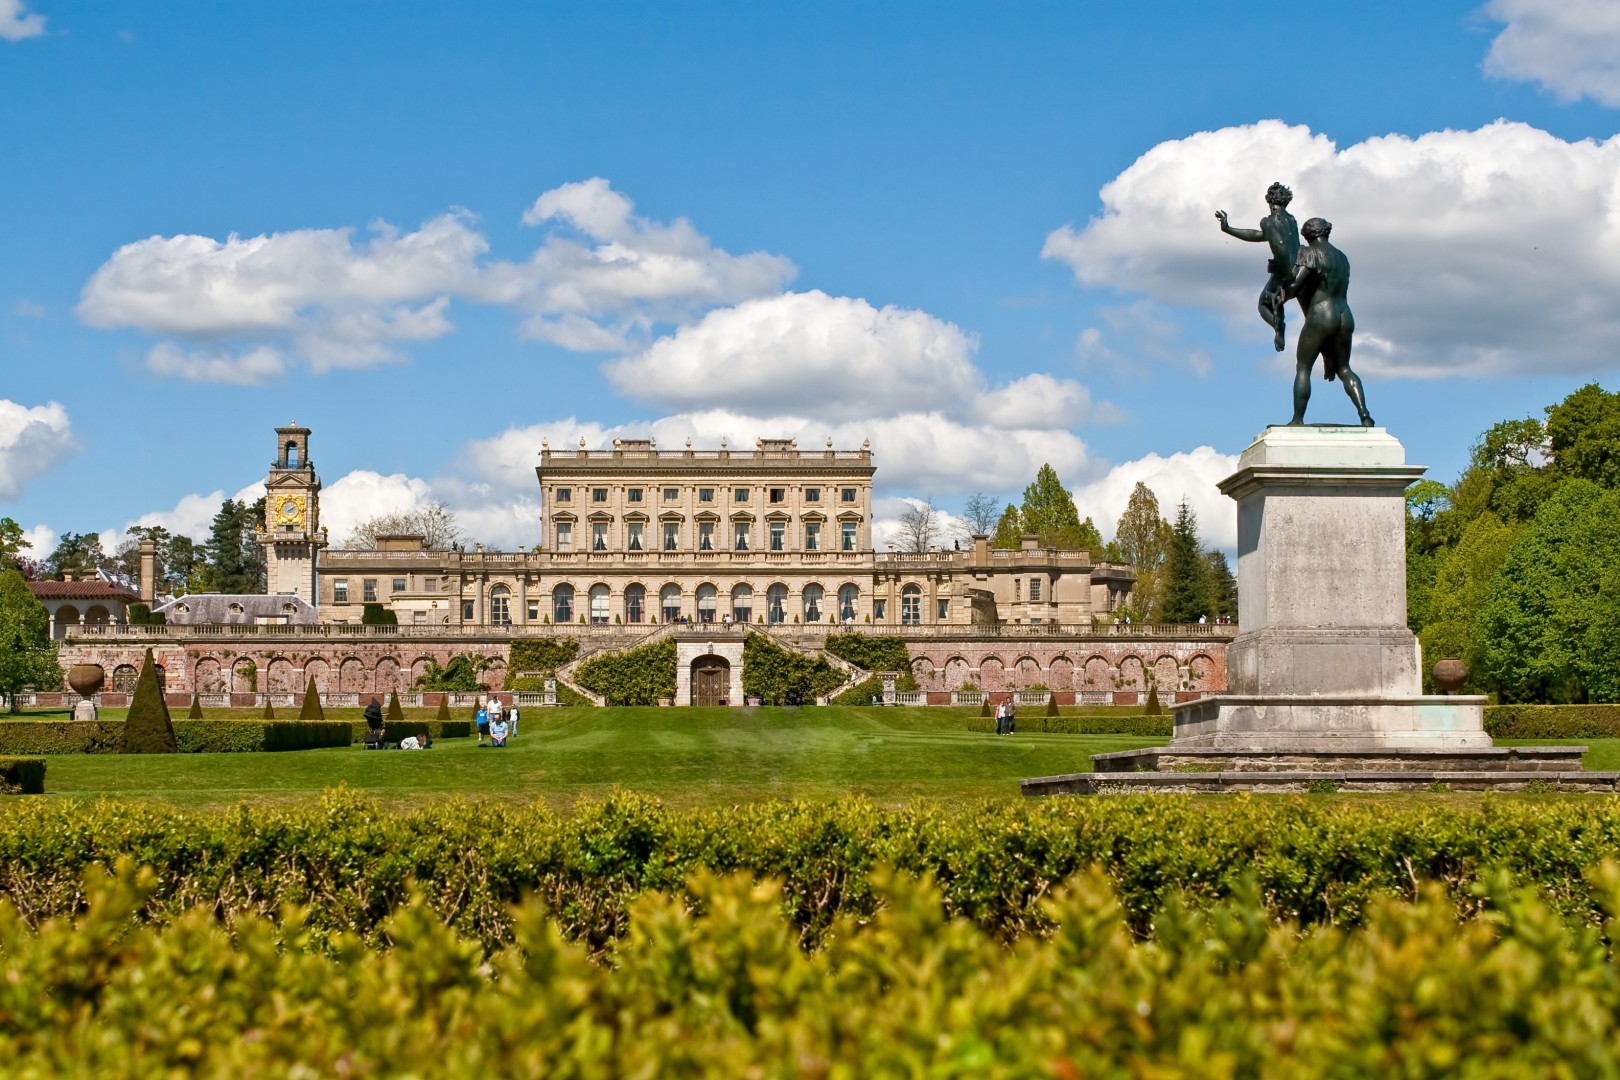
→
(690, 655, 731, 706)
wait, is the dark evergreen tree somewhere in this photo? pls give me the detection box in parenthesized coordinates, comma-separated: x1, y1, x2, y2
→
(45, 532, 106, 579)
(121, 648, 177, 753)
(1158, 499, 1211, 624)
(207, 500, 263, 594)
(1204, 551, 1238, 621)
(262, 696, 276, 720)
(187, 693, 203, 719)
(434, 693, 452, 725)
(386, 690, 404, 726)
(298, 675, 325, 721)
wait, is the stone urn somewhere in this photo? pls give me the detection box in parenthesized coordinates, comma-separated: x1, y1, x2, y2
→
(66, 663, 105, 699)
(1432, 657, 1469, 694)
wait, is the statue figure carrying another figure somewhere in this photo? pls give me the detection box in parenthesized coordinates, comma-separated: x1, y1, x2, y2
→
(1215, 181, 1299, 353)
(1286, 217, 1373, 426)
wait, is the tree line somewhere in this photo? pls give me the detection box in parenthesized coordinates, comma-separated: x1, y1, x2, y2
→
(899, 464, 1236, 624)
(1407, 382, 1620, 703)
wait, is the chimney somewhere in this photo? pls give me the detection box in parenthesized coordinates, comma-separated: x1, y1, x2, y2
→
(1020, 533, 1040, 552)
(138, 537, 157, 604)
(972, 533, 990, 566)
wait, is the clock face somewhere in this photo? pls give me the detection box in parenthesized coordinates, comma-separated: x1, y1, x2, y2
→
(276, 497, 305, 525)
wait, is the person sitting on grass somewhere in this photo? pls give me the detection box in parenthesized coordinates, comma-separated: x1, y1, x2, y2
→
(398, 732, 423, 750)
(489, 716, 509, 747)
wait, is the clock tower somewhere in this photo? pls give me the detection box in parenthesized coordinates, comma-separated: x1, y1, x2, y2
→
(258, 422, 326, 603)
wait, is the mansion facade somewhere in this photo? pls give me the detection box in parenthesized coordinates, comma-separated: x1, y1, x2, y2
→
(256, 427, 1137, 630)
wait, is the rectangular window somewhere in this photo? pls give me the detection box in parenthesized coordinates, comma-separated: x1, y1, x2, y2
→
(698, 487, 715, 503)
(804, 488, 820, 503)
(734, 487, 749, 502)
(556, 522, 573, 551)
(873, 598, 887, 621)
(627, 521, 645, 550)
(769, 522, 785, 551)
(461, 600, 474, 621)
(333, 579, 348, 603)
(592, 523, 608, 551)
(698, 522, 715, 550)
(1014, 578, 1021, 602)
(413, 610, 426, 624)
(424, 578, 437, 592)
(1030, 578, 1042, 601)
(591, 487, 608, 503)
(392, 578, 406, 593)
(937, 599, 949, 620)
(663, 487, 679, 502)
(841, 521, 857, 551)
(555, 488, 571, 503)
(769, 488, 786, 504)
(627, 488, 643, 503)
(527, 600, 540, 621)
(734, 523, 749, 550)
(804, 522, 821, 551)
(663, 522, 680, 550)
(362, 579, 377, 602)
(841, 487, 857, 503)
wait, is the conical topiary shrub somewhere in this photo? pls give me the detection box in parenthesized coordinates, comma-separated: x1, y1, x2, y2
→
(263, 696, 276, 720)
(1144, 684, 1163, 716)
(121, 648, 177, 753)
(386, 690, 404, 726)
(1045, 694, 1060, 718)
(979, 698, 992, 718)
(187, 693, 203, 719)
(434, 694, 451, 725)
(298, 675, 325, 722)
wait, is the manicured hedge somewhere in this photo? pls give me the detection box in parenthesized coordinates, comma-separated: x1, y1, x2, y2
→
(0, 721, 353, 754)
(5, 859, 1620, 1076)
(7, 792, 1620, 957)
(1485, 704, 1620, 738)
(0, 756, 44, 794)
(574, 637, 676, 705)
(964, 713, 1174, 736)
(741, 634, 844, 704)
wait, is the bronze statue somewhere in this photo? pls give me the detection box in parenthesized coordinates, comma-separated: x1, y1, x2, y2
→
(1286, 217, 1372, 426)
(1215, 182, 1299, 352)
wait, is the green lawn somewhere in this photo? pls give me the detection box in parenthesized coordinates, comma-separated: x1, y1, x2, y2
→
(34, 706, 1162, 810)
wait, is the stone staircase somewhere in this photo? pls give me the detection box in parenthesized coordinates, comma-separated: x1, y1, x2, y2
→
(551, 623, 679, 706)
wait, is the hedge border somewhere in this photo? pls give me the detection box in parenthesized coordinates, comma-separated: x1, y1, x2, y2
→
(0, 755, 44, 794)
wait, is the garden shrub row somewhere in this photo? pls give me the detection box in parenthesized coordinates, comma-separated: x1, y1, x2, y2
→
(1485, 703, 1620, 738)
(574, 637, 676, 705)
(5, 859, 1619, 1076)
(0, 756, 44, 794)
(963, 712, 1174, 736)
(7, 792, 1620, 956)
(0, 721, 353, 754)
(830, 671, 919, 705)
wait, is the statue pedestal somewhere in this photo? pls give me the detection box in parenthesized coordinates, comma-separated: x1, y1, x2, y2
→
(72, 699, 98, 723)
(1024, 427, 1599, 794)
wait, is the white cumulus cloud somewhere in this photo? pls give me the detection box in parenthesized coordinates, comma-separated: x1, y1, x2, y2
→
(145, 344, 287, 385)
(971, 373, 1097, 429)
(0, 0, 45, 42)
(1072, 446, 1241, 551)
(604, 291, 981, 418)
(0, 399, 76, 501)
(1483, 0, 1620, 106)
(1043, 119, 1620, 378)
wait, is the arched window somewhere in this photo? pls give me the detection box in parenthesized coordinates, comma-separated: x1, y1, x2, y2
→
(624, 584, 646, 624)
(490, 585, 511, 626)
(731, 584, 753, 623)
(589, 584, 610, 624)
(552, 584, 574, 623)
(802, 584, 824, 622)
(696, 584, 718, 623)
(838, 584, 859, 622)
(286, 442, 300, 467)
(660, 584, 682, 623)
(901, 584, 923, 625)
(767, 584, 788, 624)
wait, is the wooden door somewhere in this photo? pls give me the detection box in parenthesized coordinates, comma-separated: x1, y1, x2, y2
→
(692, 660, 729, 706)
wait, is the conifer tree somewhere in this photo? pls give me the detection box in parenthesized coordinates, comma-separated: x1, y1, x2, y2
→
(1018, 464, 1100, 550)
(1204, 551, 1238, 621)
(298, 675, 325, 721)
(121, 648, 177, 753)
(990, 504, 1022, 549)
(1159, 499, 1212, 624)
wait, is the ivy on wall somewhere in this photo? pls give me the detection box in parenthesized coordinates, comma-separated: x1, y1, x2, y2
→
(509, 639, 582, 674)
(574, 638, 676, 706)
(823, 633, 911, 673)
(741, 635, 846, 705)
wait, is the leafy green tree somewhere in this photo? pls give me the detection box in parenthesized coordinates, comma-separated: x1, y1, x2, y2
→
(45, 532, 106, 579)
(1204, 550, 1238, 621)
(415, 655, 490, 691)
(1418, 513, 1516, 693)
(990, 504, 1022, 549)
(1114, 483, 1171, 619)
(1546, 382, 1620, 488)
(1018, 464, 1098, 550)
(1405, 479, 1452, 632)
(0, 569, 58, 711)
(162, 534, 208, 594)
(0, 517, 26, 571)
(1158, 500, 1211, 624)
(1478, 481, 1620, 703)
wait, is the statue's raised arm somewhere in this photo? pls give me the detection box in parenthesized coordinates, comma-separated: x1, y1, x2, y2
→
(1215, 182, 1300, 353)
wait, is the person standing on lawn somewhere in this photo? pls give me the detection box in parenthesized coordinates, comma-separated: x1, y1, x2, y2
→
(475, 703, 488, 744)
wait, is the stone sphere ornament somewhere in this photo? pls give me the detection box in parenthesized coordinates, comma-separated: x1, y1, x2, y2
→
(1431, 658, 1469, 693)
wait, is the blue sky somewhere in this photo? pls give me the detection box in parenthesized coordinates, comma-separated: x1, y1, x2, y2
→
(2, 0, 1617, 556)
